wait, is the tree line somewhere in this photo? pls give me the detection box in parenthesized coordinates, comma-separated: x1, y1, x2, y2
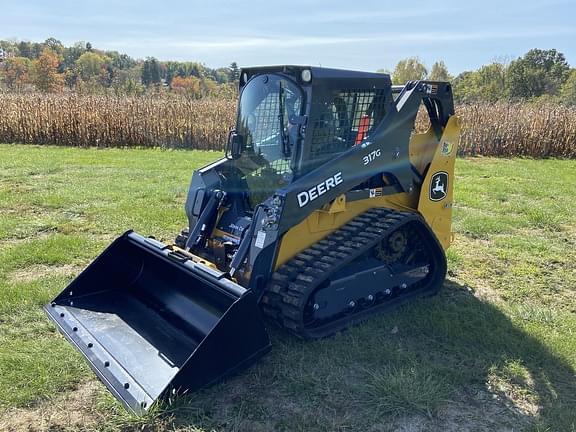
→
(1, 39, 575, 105)
(380, 49, 576, 105)
(0, 38, 239, 97)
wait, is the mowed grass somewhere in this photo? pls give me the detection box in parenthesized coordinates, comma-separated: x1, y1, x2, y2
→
(0, 145, 575, 432)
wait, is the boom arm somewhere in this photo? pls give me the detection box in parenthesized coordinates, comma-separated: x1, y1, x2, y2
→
(277, 80, 454, 233)
(232, 80, 455, 292)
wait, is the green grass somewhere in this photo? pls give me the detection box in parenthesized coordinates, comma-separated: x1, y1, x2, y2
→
(0, 145, 575, 431)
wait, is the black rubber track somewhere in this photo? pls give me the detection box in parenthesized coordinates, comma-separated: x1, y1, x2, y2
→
(260, 208, 447, 339)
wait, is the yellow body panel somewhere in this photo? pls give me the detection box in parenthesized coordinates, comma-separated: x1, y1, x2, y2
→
(409, 128, 438, 177)
(275, 192, 418, 267)
(274, 115, 460, 269)
(416, 115, 460, 249)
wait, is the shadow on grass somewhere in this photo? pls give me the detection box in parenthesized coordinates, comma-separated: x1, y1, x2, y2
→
(119, 280, 576, 431)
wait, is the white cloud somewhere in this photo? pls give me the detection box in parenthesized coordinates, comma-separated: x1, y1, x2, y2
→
(291, 7, 458, 23)
(106, 27, 576, 53)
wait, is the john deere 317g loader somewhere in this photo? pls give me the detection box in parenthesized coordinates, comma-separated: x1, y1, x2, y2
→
(45, 66, 460, 414)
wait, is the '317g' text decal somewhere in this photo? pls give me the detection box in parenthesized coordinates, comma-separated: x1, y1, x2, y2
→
(362, 149, 381, 165)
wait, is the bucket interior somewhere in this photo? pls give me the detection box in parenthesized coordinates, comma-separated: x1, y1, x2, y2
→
(47, 235, 238, 408)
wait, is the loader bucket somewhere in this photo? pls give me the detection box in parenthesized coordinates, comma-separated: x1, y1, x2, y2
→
(44, 231, 271, 414)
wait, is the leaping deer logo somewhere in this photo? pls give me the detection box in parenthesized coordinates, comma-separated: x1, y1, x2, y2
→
(432, 176, 445, 195)
(430, 172, 448, 201)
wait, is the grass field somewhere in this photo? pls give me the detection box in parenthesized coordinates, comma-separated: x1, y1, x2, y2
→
(0, 145, 575, 432)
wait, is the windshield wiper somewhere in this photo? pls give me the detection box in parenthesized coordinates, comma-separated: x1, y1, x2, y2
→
(278, 81, 290, 158)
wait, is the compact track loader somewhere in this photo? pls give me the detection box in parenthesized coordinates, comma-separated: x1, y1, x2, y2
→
(45, 66, 460, 414)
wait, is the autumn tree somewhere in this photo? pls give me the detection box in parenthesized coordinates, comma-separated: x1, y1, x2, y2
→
(228, 62, 240, 81)
(507, 48, 570, 98)
(141, 57, 162, 86)
(453, 62, 507, 102)
(214, 82, 238, 98)
(171, 75, 201, 97)
(560, 69, 576, 105)
(17, 41, 31, 58)
(75, 51, 108, 80)
(392, 57, 427, 84)
(109, 52, 136, 70)
(429, 61, 452, 81)
(61, 41, 87, 70)
(31, 49, 64, 92)
(3, 57, 31, 89)
(201, 78, 218, 96)
(212, 67, 230, 84)
(44, 37, 64, 56)
(111, 68, 145, 96)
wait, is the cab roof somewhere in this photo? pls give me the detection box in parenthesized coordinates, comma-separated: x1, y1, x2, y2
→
(239, 65, 391, 84)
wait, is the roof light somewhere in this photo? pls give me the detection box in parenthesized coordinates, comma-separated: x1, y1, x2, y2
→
(301, 69, 312, 83)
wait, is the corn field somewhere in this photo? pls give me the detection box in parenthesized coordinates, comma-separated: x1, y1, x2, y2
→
(456, 103, 576, 157)
(0, 93, 235, 150)
(0, 93, 575, 157)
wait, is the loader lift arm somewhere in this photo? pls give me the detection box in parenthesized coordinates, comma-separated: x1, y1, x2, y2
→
(278, 80, 454, 231)
(233, 80, 454, 296)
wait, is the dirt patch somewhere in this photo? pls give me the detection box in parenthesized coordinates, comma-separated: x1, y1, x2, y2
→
(7, 264, 84, 284)
(487, 371, 540, 418)
(380, 389, 533, 432)
(0, 381, 104, 432)
(447, 275, 502, 304)
(437, 389, 533, 431)
(466, 279, 503, 303)
(0, 231, 55, 250)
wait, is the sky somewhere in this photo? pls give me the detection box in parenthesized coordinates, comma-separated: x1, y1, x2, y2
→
(2, 0, 575, 74)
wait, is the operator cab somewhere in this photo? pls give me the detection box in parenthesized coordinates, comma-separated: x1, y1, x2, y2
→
(187, 66, 395, 268)
(228, 66, 394, 207)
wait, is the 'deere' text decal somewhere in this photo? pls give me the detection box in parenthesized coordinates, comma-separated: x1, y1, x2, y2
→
(297, 172, 343, 207)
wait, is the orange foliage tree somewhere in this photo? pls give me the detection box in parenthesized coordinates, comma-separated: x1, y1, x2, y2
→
(32, 49, 64, 92)
(171, 75, 201, 98)
(2, 57, 31, 90)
